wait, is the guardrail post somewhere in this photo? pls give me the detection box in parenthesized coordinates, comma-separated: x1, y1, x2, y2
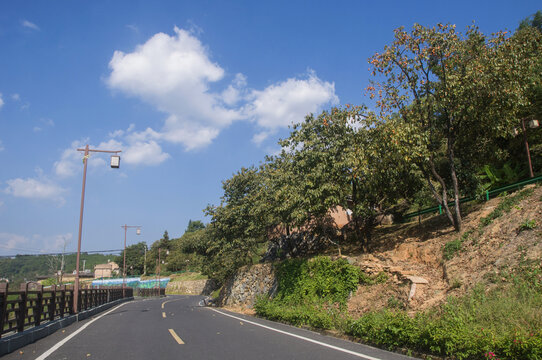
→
(35, 284, 43, 327)
(49, 285, 57, 321)
(68, 286, 74, 315)
(59, 285, 66, 317)
(17, 283, 28, 333)
(0, 282, 8, 339)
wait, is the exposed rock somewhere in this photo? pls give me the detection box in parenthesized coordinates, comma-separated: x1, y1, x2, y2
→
(219, 263, 277, 308)
(167, 279, 218, 295)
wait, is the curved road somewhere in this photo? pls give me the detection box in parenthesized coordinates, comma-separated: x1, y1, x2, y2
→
(5, 296, 418, 360)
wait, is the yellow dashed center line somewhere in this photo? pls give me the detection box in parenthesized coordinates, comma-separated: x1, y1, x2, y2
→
(162, 312, 166, 318)
(168, 329, 185, 344)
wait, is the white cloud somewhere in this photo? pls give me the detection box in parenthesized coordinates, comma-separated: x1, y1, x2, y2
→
(246, 71, 339, 143)
(0, 232, 74, 255)
(21, 20, 40, 31)
(33, 119, 54, 133)
(32, 233, 73, 253)
(126, 24, 139, 33)
(0, 93, 3, 109)
(54, 140, 86, 178)
(0, 233, 28, 252)
(54, 134, 169, 173)
(0, 140, 4, 152)
(107, 27, 244, 150)
(107, 27, 339, 151)
(123, 139, 170, 165)
(11, 93, 20, 101)
(4, 177, 66, 205)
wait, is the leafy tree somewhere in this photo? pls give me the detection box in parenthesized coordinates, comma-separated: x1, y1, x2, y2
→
(203, 167, 268, 283)
(263, 107, 419, 252)
(519, 10, 542, 33)
(145, 230, 173, 274)
(166, 228, 208, 272)
(185, 220, 205, 233)
(115, 242, 147, 275)
(367, 23, 542, 231)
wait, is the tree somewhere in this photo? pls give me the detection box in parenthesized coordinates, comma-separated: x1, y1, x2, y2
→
(166, 228, 208, 272)
(519, 10, 542, 33)
(203, 167, 268, 283)
(264, 107, 419, 252)
(367, 23, 542, 231)
(115, 242, 146, 275)
(185, 220, 205, 234)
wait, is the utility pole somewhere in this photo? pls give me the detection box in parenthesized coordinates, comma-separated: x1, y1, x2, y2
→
(120, 225, 141, 297)
(74, 145, 121, 314)
(143, 244, 147, 276)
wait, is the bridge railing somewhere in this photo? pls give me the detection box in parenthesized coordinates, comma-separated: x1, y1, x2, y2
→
(0, 282, 133, 338)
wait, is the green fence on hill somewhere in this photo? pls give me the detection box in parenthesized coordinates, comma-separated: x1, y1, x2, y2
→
(402, 175, 542, 220)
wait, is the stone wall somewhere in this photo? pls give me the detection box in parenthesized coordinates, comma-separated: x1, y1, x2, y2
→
(166, 279, 217, 295)
(219, 263, 277, 308)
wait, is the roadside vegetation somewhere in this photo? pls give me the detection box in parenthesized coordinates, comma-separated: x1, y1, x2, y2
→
(252, 255, 542, 360)
(8, 11, 538, 360)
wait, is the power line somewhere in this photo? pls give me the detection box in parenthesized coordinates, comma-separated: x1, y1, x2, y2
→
(0, 249, 123, 259)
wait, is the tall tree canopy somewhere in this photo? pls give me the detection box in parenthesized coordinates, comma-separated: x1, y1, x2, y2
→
(367, 23, 542, 231)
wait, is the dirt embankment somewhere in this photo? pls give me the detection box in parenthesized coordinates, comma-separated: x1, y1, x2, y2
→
(345, 185, 542, 316)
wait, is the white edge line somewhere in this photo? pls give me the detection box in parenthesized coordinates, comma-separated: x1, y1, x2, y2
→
(35, 302, 130, 360)
(209, 308, 383, 360)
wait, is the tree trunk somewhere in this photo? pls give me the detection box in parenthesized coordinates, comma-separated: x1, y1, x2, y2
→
(419, 161, 458, 230)
(447, 139, 462, 232)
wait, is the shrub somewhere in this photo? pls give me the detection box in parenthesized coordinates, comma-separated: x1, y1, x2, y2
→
(443, 238, 463, 260)
(255, 256, 360, 329)
(518, 219, 537, 233)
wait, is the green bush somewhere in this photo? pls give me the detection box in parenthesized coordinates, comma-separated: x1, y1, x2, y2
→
(443, 238, 463, 260)
(518, 219, 537, 233)
(255, 256, 359, 329)
(359, 271, 388, 285)
(272, 256, 360, 306)
(346, 264, 542, 359)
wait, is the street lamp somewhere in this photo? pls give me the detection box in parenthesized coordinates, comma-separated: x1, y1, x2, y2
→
(121, 224, 141, 297)
(520, 118, 540, 178)
(74, 145, 121, 314)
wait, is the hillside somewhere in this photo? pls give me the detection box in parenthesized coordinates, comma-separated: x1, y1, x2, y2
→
(223, 184, 541, 359)
(0, 253, 114, 286)
(342, 184, 541, 317)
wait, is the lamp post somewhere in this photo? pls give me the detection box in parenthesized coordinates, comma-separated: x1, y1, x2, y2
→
(74, 145, 121, 314)
(121, 225, 141, 297)
(520, 118, 540, 178)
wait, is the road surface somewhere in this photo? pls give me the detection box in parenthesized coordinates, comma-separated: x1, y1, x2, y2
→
(4, 295, 418, 360)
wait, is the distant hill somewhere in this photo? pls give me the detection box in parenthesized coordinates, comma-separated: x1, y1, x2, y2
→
(0, 253, 115, 287)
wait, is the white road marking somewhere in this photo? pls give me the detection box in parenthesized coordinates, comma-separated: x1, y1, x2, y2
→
(36, 302, 130, 360)
(209, 308, 384, 360)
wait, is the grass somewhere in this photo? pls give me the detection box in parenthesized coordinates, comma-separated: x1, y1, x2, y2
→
(443, 229, 474, 260)
(254, 255, 542, 360)
(346, 261, 542, 359)
(168, 272, 208, 282)
(518, 219, 537, 233)
(479, 188, 535, 228)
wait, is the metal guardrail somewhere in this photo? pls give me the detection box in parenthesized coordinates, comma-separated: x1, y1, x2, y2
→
(0, 282, 132, 338)
(403, 175, 542, 220)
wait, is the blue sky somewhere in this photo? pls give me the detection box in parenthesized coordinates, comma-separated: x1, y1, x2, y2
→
(0, 0, 539, 256)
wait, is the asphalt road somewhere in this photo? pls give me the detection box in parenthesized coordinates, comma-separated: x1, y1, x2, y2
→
(4, 296, 418, 360)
